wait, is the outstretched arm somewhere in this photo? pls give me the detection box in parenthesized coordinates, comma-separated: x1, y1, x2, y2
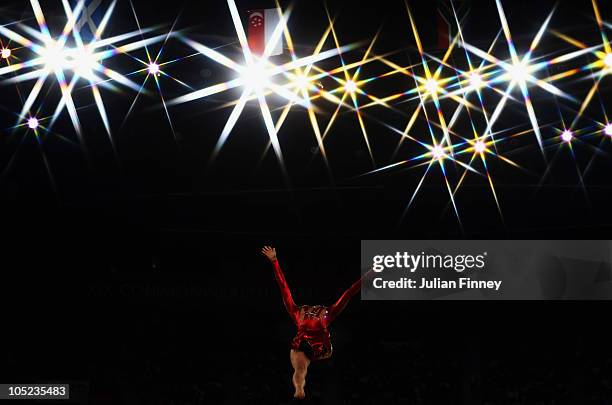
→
(262, 246, 299, 323)
(327, 269, 373, 324)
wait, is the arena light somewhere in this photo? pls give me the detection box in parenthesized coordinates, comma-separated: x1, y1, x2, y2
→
(604, 53, 612, 69)
(168, 0, 357, 176)
(461, 2, 563, 154)
(27, 117, 39, 129)
(1, 48, 11, 59)
(70, 47, 97, 80)
(241, 62, 273, 89)
(344, 79, 358, 94)
(424, 78, 440, 95)
(147, 62, 160, 76)
(0, 0, 169, 138)
(292, 72, 312, 91)
(561, 129, 573, 143)
(432, 145, 447, 160)
(507, 61, 530, 83)
(604, 123, 612, 137)
(468, 72, 484, 89)
(550, 0, 612, 131)
(40, 40, 68, 72)
(474, 140, 487, 154)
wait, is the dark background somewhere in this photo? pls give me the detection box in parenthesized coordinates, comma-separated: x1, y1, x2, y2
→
(2, 0, 612, 403)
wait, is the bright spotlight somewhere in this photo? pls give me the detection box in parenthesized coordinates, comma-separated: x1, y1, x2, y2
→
(604, 53, 612, 69)
(344, 80, 358, 93)
(508, 62, 529, 82)
(1, 48, 11, 59)
(41, 41, 67, 72)
(27, 117, 39, 129)
(293, 74, 311, 91)
(604, 123, 612, 137)
(432, 145, 446, 160)
(241, 63, 271, 89)
(148, 62, 160, 76)
(425, 78, 440, 95)
(474, 140, 487, 154)
(561, 129, 573, 143)
(72, 48, 97, 79)
(468, 72, 483, 89)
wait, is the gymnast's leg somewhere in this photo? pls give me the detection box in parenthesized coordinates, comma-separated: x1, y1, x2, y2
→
(290, 349, 310, 399)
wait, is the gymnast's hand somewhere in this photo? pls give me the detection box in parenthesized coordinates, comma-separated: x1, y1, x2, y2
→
(261, 246, 278, 262)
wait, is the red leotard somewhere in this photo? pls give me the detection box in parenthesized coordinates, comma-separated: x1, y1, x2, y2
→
(270, 260, 362, 361)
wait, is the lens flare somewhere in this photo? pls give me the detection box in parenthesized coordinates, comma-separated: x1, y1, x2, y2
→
(424, 78, 440, 95)
(293, 73, 311, 91)
(604, 53, 612, 69)
(27, 117, 39, 129)
(40, 40, 67, 72)
(71, 47, 97, 80)
(551, 0, 612, 132)
(468, 72, 484, 89)
(3, 0, 612, 228)
(432, 145, 446, 160)
(460, 2, 564, 153)
(241, 63, 272, 89)
(474, 140, 487, 154)
(168, 0, 357, 179)
(507, 61, 529, 83)
(0, 0, 170, 140)
(147, 62, 160, 75)
(344, 79, 358, 93)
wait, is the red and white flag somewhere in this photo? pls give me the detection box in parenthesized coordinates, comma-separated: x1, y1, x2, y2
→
(247, 9, 284, 57)
(436, 0, 470, 50)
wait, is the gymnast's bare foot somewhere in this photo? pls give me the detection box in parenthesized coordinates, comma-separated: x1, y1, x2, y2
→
(294, 388, 306, 399)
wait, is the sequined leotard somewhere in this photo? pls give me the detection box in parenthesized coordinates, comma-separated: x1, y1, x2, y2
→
(270, 260, 362, 361)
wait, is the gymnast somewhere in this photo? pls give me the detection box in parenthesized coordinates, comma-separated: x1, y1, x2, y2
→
(261, 246, 365, 400)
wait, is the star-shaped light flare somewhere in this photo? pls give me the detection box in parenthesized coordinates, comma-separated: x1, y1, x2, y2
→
(461, 1, 579, 154)
(168, 0, 359, 179)
(0, 0, 170, 143)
